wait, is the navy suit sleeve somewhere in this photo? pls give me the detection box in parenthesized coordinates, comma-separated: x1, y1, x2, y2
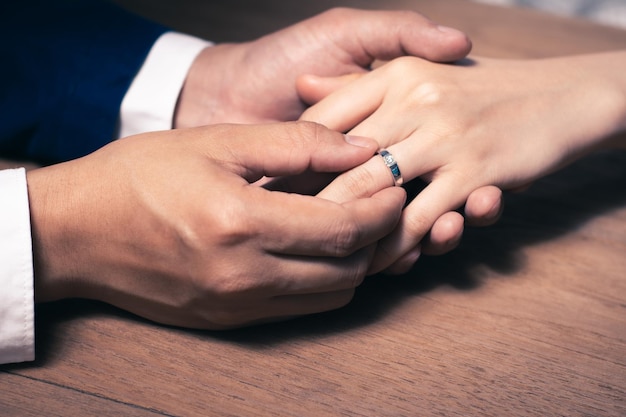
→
(0, 1, 169, 164)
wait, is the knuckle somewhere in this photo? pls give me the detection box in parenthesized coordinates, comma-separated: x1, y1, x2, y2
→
(339, 257, 368, 290)
(339, 166, 380, 198)
(192, 266, 246, 301)
(181, 276, 253, 329)
(352, 272, 366, 289)
(331, 218, 363, 257)
(207, 274, 247, 298)
(292, 120, 324, 134)
(385, 56, 420, 76)
(384, 58, 450, 105)
(348, 250, 372, 288)
(196, 273, 267, 328)
(333, 289, 357, 309)
(402, 212, 434, 244)
(289, 120, 326, 149)
(211, 204, 255, 246)
(409, 82, 445, 106)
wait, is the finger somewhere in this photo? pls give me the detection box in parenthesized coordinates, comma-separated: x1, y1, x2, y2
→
(262, 172, 337, 195)
(391, 189, 498, 262)
(464, 185, 504, 227)
(249, 185, 406, 256)
(317, 133, 442, 203)
(271, 289, 355, 316)
(300, 73, 387, 133)
(370, 175, 471, 273)
(376, 187, 500, 260)
(421, 211, 465, 256)
(301, 58, 443, 145)
(316, 8, 471, 64)
(317, 152, 395, 203)
(201, 289, 356, 329)
(234, 289, 357, 327)
(300, 58, 435, 140)
(378, 210, 465, 274)
(259, 245, 376, 295)
(296, 73, 363, 105)
(209, 122, 380, 181)
(509, 182, 533, 193)
(383, 247, 422, 275)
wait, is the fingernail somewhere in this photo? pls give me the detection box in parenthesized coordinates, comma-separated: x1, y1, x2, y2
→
(436, 25, 464, 35)
(380, 246, 422, 275)
(344, 134, 376, 148)
(404, 246, 422, 265)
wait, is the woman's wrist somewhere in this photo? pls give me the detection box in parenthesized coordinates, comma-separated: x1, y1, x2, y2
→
(583, 51, 626, 149)
(548, 51, 626, 152)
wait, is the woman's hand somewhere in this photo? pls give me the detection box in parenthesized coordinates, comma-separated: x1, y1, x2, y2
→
(299, 52, 626, 273)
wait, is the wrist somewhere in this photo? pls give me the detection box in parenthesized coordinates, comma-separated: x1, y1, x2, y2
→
(174, 43, 246, 128)
(27, 165, 85, 302)
(603, 67, 626, 148)
(582, 51, 626, 150)
(546, 51, 626, 153)
(120, 32, 212, 138)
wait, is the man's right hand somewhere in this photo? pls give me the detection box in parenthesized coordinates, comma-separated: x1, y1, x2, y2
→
(26, 122, 405, 328)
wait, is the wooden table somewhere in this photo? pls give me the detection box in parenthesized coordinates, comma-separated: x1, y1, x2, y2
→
(2, 1, 625, 415)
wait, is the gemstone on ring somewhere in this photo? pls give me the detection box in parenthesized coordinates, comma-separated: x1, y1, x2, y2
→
(379, 149, 403, 186)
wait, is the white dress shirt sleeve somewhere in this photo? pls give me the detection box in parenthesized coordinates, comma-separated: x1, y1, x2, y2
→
(0, 168, 35, 364)
(0, 31, 212, 365)
(118, 31, 212, 139)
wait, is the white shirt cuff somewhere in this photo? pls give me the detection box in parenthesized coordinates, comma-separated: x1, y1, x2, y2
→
(0, 168, 35, 364)
(118, 32, 213, 139)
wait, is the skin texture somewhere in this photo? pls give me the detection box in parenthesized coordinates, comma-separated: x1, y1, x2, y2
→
(175, 7, 502, 258)
(174, 7, 473, 127)
(28, 122, 407, 328)
(298, 51, 626, 273)
(24, 8, 506, 328)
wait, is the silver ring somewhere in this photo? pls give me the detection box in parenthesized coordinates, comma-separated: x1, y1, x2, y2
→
(379, 149, 403, 186)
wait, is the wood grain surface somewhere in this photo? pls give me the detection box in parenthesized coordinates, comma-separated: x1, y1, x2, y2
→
(1, 1, 625, 416)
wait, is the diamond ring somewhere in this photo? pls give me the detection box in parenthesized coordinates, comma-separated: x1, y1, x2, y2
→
(379, 150, 403, 186)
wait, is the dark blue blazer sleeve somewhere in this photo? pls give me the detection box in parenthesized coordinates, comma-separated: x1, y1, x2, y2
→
(0, 0, 169, 164)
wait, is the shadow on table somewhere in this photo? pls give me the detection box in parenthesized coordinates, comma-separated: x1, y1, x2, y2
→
(17, 149, 626, 364)
(213, 149, 626, 341)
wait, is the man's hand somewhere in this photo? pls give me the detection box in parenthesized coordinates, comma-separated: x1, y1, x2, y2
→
(27, 122, 406, 328)
(174, 7, 471, 127)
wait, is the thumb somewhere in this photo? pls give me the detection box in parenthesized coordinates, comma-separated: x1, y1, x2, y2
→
(321, 9, 472, 64)
(212, 122, 380, 181)
(297, 73, 363, 105)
